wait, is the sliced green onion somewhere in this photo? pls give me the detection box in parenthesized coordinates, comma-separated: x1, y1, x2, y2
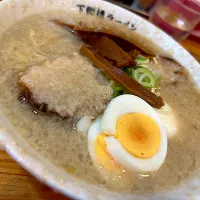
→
(152, 70, 162, 88)
(135, 56, 153, 70)
(133, 68, 156, 88)
(112, 84, 124, 98)
(112, 56, 160, 97)
(113, 90, 124, 98)
(141, 63, 153, 69)
(112, 84, 123, 91)
(135, 57, 149, 65)
(123, 67, 133, 76)
(126, 68, 133, 76)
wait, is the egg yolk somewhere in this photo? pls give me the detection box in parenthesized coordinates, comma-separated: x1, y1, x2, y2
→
(117, 113, 161, 158)
(94, 113, 161, 171)
(94, 133, 121, 172)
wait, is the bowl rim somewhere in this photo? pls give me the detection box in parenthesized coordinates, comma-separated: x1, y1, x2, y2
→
(0, 0, 200, 200)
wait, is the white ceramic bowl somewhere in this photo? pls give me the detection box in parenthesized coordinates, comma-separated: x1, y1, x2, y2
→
(0, 0, 200, 199)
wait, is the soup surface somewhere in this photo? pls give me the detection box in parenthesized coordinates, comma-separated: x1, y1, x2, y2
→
(0, 10, 200, 194)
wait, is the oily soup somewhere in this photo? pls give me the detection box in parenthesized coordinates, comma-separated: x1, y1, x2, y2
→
(0, 10, 200, 194)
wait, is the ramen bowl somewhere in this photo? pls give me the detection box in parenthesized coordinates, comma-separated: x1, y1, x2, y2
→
(0, 0, 200, 200)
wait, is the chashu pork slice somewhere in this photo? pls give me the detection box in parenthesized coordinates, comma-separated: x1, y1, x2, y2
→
(18, 56, 113, 118)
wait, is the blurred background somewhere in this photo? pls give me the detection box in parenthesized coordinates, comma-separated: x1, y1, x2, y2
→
(107, 0, 156, 10)
(106, 0, 200, 42)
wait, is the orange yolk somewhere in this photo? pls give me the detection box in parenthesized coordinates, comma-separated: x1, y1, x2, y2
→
(94, 133, 121, 172)
(117, 113, 161, 158)
(94, 113, 161, 171)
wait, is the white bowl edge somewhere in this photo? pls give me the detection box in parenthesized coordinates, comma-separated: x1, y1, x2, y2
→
(0, 0, 200, 200)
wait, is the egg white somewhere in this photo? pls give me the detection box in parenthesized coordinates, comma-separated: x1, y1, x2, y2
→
(77, 116, 93, 135)
(101, 94, 165, 136)
(105, 132, 167, 172)
(88, 117, 126, 176)
(88, 95, 168, 173)
(88, 117, 102, 168)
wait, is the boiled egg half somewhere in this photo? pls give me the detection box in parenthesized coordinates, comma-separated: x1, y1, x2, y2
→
(88, 94, 167, 173)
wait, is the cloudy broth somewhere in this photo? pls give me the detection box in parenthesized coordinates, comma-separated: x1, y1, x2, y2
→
(0, 10, 200, 194)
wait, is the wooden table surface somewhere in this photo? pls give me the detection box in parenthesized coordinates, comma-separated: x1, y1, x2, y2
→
(181, 39, 200, 62)
(0, 151, 71, 200)
(0, 38, 199, 200)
